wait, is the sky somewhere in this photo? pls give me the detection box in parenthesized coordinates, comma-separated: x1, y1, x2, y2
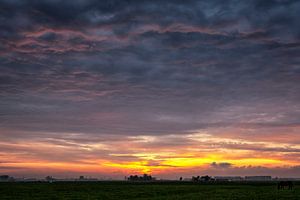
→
(0, 0, 300, 179)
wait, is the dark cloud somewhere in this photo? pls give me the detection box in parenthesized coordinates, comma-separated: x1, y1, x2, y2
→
(198, 165, 300, 178)
(211, 162, 232, 168)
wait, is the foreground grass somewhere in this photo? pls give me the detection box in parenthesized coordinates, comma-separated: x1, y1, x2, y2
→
(0, 181, 299, 200)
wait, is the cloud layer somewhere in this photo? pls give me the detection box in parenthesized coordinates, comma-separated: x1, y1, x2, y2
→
(0, 0, 300, 178)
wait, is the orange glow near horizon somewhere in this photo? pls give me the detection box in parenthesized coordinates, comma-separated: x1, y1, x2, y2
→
(1, 127, 300, 178)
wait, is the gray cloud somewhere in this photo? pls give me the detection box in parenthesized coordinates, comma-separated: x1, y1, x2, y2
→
(211, 162, 232, 168)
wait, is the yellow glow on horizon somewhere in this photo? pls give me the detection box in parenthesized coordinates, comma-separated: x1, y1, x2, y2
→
(1, 128, 300, 176)
(0, 155, 296, 176)
(162, 156, 222, 167)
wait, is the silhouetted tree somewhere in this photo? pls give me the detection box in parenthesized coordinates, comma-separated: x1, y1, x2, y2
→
(192, 176, 200, 182)
(127, 174, 154, 181)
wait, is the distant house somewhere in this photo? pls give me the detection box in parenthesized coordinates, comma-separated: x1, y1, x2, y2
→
(245, 176, 272, 181)
(200, 175, 215, 182)
(0, 175, 14, 182)
(0, 175, 9, 181)
(214, 176, 243, 182)
(45, 176, 56, 182)
(0, 175, 15, 182)
(76, 176, 98, 182)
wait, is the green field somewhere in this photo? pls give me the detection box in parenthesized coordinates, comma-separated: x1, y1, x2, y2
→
(0, 181, 299, 200)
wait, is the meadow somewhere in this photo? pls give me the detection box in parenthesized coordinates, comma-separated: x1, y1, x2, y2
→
(0, 181, 299, 200)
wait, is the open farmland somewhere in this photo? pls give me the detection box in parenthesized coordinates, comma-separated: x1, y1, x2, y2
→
(0, 181, 299, 200)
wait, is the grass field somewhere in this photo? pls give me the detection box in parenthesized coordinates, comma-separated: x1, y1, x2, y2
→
(0, 181, 299, 200)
